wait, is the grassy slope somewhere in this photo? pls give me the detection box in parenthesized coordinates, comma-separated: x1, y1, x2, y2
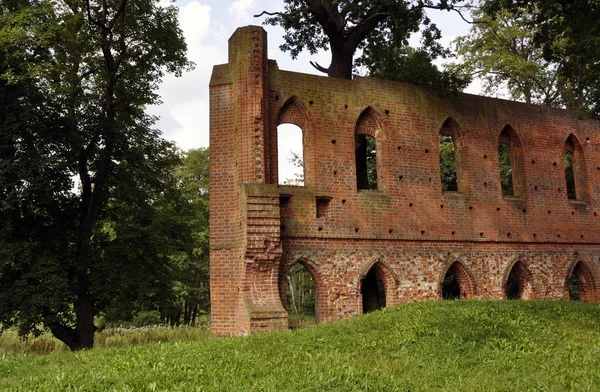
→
(1, 301, 600, 391)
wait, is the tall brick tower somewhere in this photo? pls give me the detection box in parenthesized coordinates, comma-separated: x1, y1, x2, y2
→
(209, 26, 286, 335)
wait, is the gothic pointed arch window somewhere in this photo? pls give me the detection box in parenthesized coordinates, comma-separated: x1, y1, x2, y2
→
(441, 261, 475, 300)
(275, 97, 310, 186)
(567, 261, 597, 302)
(438, 118, 463, 192)
(498, 126, 526, 198)
(355, 108, 381, 190)
(563, 134, 586, 202)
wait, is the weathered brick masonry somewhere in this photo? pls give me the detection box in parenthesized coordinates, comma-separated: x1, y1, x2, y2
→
(209, 26, 600, 336)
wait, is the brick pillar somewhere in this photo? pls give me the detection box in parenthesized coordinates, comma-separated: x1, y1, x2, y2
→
(209, 26, 286, 336)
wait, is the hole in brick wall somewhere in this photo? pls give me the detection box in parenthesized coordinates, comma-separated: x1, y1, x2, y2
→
(344, 104, 348, 109)
(581, 234, 584, 239)
(507, 232, 511, 237)
(469, 206, 473, 210)
(451, 231, 455, 235)
(280, 195, 292, 207)
(389, 229, 394, 234)
(429, 178, 432, 182)
(342, 199, 346, 204)
(318, 226, 323, 231)
(385, 109, 390, 115)
(484, 155, 487, 159)
(316, 197, 331, 218)
(597, 167, 600, 171)
(361, 266, 386, 314)
(558, 187, 561, 192)
(398, 146, 402, 150)
(275, 96, 279, 101)
(439, 133, 458, 192)
(447, 252, 451, 256)
(334, 170, 337, 176)
(553, 162, 557, 166)
(557, 234, 561, 238)
(534, 186, 538, 190)
(531, 160, 535, 164)
(309, 100, 314, 105)
(425, 149, 429, 153)
(533, 233, 537, 237)
(548, 210, 552, 214)
(356, 133, 377, 190)
(586, 137, 590, 141)
(595, 212, 598, 216)
(442, 262, 474, 300)
(572, 211, 575, 215)
(399, 175, 403, 180)
(441, 204, 444, 209)
(484, 182, 488, 187)
(522, 209, 527, 213)
(278, 124, 304, 185)
(331, 139, 336, 144)
(421, 230, 425, 235)
(280, 225, 285, 232)
(497, 207, 501, 211)
(355, 228, 359, 233)
(480, 232, 484, 237)
(284, 263, 316, 327)
(409, 203, 414, 207)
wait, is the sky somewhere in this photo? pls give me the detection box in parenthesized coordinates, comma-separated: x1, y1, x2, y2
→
(148, 0, 482, 181)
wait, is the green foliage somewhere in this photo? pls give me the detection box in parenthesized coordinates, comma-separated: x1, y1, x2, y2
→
(563, 150, 576, 200)
(498, 143, 514, 196)
(359, 43, 470, 95)
(0, 0, 192, 350)
(439, 135, 457, 191)
(479, 1, 600, 117)
(286, 264, 315, 320)
(1, 324, 210, 355)
(452, 4, 563, 105)
(259, 0, 465, 79)
(283, 150, 304, 185)
(2, 301, 600, 390)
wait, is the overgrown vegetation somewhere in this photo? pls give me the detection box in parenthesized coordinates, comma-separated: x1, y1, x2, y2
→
(1, 301, 600, 391)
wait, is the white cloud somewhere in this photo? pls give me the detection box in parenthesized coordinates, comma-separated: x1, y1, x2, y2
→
(228, 0, 256, 23)
(149, 1, 227, 150)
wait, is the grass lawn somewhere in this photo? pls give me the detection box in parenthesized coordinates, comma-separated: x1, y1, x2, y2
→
(1, 301, 600, 391)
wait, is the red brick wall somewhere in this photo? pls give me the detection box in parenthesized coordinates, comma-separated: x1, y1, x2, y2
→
(209, 26, 600, 336)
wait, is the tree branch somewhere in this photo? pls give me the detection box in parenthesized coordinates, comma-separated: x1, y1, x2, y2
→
(310, 61, 329, 74)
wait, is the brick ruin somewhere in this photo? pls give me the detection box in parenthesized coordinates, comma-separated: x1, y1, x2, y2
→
(209, 26, 600, 336)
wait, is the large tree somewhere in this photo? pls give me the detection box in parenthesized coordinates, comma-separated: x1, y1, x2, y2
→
(258, 0, 470, 80)
(480, 0, 600, 116)
(0, 0, 192, 350)
(451, 5, 564, 105)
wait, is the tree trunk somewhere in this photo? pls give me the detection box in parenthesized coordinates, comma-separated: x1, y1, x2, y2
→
(48, 293, 95, 350)
(327, 45, 354, 80)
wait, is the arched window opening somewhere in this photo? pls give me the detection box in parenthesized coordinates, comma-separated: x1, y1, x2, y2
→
(439, 135, 457, 192)
(498, 126, 525, 198)
(568, 261, 596, 302)
(504, 261, 534, 300)
(563, 134, 586, 202)
(277, 124, 304, 185)
(285, 263, 316, 328)
(498, 142, 514, 196)
(361, 266, 385, 313)
(442, 268, 461, 299)
(564, 149, 576, 200)
(505, 269, 521, 299)
(568, 273, 579, 301)
(441, 262, 474, 300)
(356, 134, 377, 190)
